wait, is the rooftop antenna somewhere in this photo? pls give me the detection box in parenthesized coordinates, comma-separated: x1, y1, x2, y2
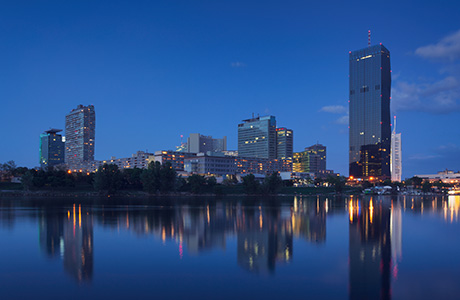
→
(393, 116, 396, 133)
(368, 30, 371, 47)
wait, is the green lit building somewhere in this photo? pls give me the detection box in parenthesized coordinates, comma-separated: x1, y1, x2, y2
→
(40, 129, 65, 169)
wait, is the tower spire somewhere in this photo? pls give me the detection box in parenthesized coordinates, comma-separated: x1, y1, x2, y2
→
(393, 116, 396, 133)
(368, 30, 371, 47)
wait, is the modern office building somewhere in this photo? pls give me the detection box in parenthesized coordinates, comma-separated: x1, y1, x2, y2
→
(349, 44, 391, 180)
(276, 128, 293, 159)
(293, 144, 326, 176)
(184, 153, 292, 176)
(65, 105, 95, 168)
(238, 115, 277, 159)
(391, 117, 402, 182)
(39, 129, 65, 169)
(187, 133, 227, 153)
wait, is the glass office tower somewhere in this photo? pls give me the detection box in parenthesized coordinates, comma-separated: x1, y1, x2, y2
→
(39, 129, 65, 169)
(238, 115, 276, 159)
(276, 128, 293, 159)
(349, 44, 391, 179)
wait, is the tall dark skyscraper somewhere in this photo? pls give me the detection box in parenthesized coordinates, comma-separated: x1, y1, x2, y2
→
(349, 44, 391, 179)
(39, 129, 65, 169)
(65, 104, 95, 169)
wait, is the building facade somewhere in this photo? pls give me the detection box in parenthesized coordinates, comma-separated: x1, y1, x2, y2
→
(276, 128, 293, 159)
(187, 133, 227, 153)
(349, 44, 391, 180)
(184, 153, 292, 176)
(415, 170, 460, 184)
(153, 150, 197, 171)
(39, 129, 65, 169)
(238, 115, 277, 159)
(65, 105, 95, 169)
(391, 117, 402, 182)
(293, 144, 326, 176)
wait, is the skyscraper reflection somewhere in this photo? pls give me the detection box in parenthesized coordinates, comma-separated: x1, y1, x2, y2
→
(38, 204, 93, 283)
(349, 198, 392, 300)
(237, 206, 293, 273)
(29, 195, 460, 284)
(63, 204, 93, 282)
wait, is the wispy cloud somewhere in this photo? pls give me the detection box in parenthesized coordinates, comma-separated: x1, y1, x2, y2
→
(319, 105, 347, 114)
(320, 104, 348, 126)
(335, 115, 349, 125)
(415, 29, 460, 61)
(408, 154, 441, 161)
(392, 31, 460, 113)
(231, 61, 246, 68)
(391, 76, 460, 113)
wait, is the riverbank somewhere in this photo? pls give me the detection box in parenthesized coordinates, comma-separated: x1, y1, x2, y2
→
(0, 185, 360, 198)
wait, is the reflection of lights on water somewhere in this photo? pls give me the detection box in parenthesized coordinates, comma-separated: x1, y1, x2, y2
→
(369, 200, 374, 224)
(349, 200, 353, 223)
(73, 204, 76, 236)
(79, 204, 81, 228)
(393, 264, 398, 279)
(447, 196, 460, 223)
(60, 237, 64, 258)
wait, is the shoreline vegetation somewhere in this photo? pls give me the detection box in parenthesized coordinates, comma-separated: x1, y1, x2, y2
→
(1, 161, 357, 197)
(0, 161, 454, 198)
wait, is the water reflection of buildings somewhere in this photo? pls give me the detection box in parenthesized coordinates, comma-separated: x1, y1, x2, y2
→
(349, 198, 392, 300)
(237, 206, 293, 273)
(39, 204, 93, 282)
(399, 195, 460, 223)
(291, 196, 326, 243)
(92, 199, 328, 274)
(31, 195, 460, 282)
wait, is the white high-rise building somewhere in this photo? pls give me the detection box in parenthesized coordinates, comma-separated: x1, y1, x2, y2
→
(391, 116, 402, 182)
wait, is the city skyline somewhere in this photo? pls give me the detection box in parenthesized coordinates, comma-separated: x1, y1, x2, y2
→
(1, 1, 460, 178)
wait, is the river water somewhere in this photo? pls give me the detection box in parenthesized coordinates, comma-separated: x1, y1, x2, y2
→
(0, 195, 459, 299)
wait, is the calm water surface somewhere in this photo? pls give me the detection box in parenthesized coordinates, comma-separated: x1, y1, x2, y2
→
(0, 195, 459, 300)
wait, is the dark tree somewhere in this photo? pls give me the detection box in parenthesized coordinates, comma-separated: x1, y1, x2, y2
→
(188, 174, 206, 194)
(261, 172, 283, 194)
(242, 174, 260, 195)
(326, 175, 347, 193)
(141, 161, 161, 193)
(422, 180, 432, 193)
(93, 164, 122, 194)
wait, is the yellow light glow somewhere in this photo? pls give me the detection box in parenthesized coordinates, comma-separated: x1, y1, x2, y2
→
(349, 201, 353, 223)
(369, 200, 374, 224)
(78, 204, 81, 228)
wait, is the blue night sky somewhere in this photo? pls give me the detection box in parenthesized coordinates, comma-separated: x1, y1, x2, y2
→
(1, 0, 460, 178)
